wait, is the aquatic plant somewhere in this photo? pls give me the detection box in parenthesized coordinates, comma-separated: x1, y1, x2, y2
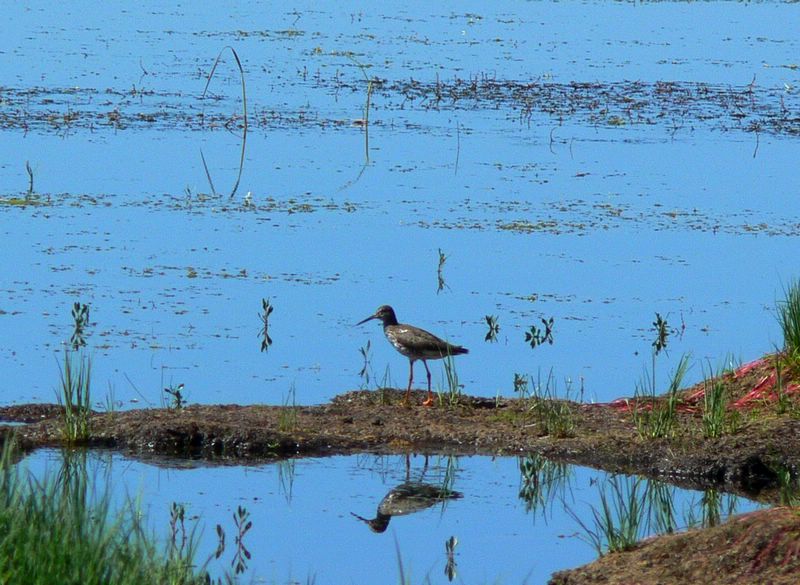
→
(358, 339, 374, 389)
(0, 442, 209, 585)
(201, 45, 248, 199)
(231, 506, 253, 575)
(70, 302, 90, 350)
(436, 248, 448, 293)
(344, 53, 374, 161)
(56, 350, 92, 443)
(25, 160, 34, 198)
(444, 536, 458, 582)
(651, 312, 670, 356)
(645, 480, 677, 535)
(525, 317, 554, 349)
(258, 297, 274, 352)
(513, 372, 529, 399)
(484, 314, 500, 342)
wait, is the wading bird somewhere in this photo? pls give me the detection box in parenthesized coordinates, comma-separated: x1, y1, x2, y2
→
(356, 305, 468, 406)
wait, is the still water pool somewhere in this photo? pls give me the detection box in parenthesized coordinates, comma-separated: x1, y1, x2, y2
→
(20, 449, 762, 584)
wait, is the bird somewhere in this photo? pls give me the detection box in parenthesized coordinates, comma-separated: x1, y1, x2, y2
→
(356, 305, 468, 406)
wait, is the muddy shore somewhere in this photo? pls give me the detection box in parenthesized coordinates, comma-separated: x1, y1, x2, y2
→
(2, 354, 799, 584)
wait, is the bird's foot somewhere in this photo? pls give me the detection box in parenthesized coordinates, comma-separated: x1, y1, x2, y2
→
(422, 396, 435, 407)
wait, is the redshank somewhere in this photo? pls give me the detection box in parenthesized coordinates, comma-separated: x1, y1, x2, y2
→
(356, 305, 468, 406)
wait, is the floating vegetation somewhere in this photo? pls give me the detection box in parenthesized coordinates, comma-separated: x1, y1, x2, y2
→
(363, 76, 800, 137)
(525, 317, 554, 349)
(484, 314, 499, 342)
(6, 75, 799, 138)
(258, 298, 274, 352)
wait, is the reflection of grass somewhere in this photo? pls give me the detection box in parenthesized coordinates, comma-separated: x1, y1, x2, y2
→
(518, 454, 572, 518)
(569, 474, 649, 555)
(0, 441, 208, 584)
(573, 472, 749, 556)
(277, 459, 296, 504)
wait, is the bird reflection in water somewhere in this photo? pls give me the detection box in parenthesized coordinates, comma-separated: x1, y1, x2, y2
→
(350, 481, 463, 533)
(350, 454, 462, 533)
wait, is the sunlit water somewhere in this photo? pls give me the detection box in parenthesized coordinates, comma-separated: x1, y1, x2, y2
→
(2, 2, 799, 408)
(0, 5, 797, 579)
(19, 449, 762, 584)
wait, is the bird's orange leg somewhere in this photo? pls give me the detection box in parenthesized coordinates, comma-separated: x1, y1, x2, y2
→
(422, 360, 435, 406)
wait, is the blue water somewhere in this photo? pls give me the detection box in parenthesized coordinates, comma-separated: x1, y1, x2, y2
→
(1, 5, 799, 408)
(2, 4, 794, 582)
(19, 449, 761, 584)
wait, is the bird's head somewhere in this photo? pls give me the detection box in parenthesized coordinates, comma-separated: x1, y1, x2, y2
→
(356, 305, 398, 327)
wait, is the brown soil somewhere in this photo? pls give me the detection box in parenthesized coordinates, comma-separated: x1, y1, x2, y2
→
(2, 353, 800, 584)
(550, 506, 800, 585)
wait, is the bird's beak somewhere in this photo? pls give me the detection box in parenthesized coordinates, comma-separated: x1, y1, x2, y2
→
(356, 313, 377, 326)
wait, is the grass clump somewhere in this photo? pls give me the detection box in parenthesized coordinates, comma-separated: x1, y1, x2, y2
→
(632, 354, 690, 439)
(700, 358, 734, 438)
(278, 384, 298, 432)
(527, 370, 576, 438)
(438, 351, 462, 406)
(56, 350, 93, 443)
(0, 443, 210, 585)
(778, 279, 800, 369)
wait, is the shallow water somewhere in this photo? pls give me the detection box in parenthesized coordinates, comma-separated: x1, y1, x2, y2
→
(19, 449, 762, 583)
(2, 2, 800, 408)
(1, 5, 798, 578)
